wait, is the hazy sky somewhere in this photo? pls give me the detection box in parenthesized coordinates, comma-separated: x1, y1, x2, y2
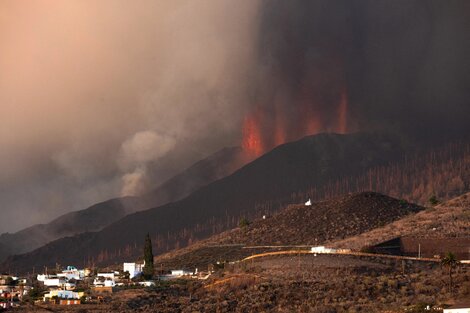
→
(0, 0, 260, 232)
(1, 0, 469, 233)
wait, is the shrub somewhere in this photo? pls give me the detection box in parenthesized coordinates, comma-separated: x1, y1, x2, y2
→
(429, 195, 439, 206)
(239, 217, 250, 229)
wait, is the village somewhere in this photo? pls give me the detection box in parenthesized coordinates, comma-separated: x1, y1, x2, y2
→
(1, 242, 469, 313)
(0, 260, 210, 310)
(1, 197, 469, 313)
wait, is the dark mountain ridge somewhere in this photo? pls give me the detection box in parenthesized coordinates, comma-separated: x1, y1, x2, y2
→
(217, 192, 424, 246)
(154, 192, 425, 269)
(0, 197, 139, 263)
(2, 132, 405, 274)
(0, 146, 249, 263)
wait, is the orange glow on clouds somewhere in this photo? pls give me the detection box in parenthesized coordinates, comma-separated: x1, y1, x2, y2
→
(242, 87, 349, 156)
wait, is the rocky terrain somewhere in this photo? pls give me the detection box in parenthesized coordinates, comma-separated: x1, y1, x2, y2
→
(13, 255, 470, 313)
(0, 146, 249, 263)
(3, 133, 405, 274)
(216, 192, 424, 245)
(330, 192, 470, 251)
(8, 193, 470, 312)
(154, 192, 424, 269)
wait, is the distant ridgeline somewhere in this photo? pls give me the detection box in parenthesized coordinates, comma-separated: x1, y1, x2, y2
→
(58, 143, 470, 266)
(291, 142, 470, 206)
(3, 136, 469, 274)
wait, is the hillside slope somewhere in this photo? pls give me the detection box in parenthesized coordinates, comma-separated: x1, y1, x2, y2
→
(215, 192, 424, 246)
(330, 192, 470, 251)
(154, 192, 424, 269)
(140, 146, 250, 206)
(156, 193, 469, 269)
(0, 197, 139, 262)
(0, 146, 249, 262)
(2, 132, 404, 273)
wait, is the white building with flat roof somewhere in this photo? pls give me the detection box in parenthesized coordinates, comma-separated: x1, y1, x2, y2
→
(37, 275, 67, 287)
(57, 266, 84, 280)
(97, 272, 115, 280)
(123, 262, 143, 279)
(311, 246, 337, 254)
(171, 270, 193, 277)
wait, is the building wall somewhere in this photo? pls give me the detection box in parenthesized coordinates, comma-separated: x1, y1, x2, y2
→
(123, 263, 143, 279)
(372, 237, 470, 259)
(443, 308, 470, 313)
(400, 237, 470, 259)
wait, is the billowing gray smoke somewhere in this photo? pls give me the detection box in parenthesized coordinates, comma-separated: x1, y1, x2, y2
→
(0, 0, 469, 233)
(254, 0, 470, 143)
(0, 0, 260, 232)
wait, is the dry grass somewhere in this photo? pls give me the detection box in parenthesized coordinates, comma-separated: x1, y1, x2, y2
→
(329, 192, 470, 251)
(16, 249, 470, 312)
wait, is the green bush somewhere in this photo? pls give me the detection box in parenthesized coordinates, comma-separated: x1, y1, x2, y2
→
(429, 195, 439, 206)
(239, 217, 250, 229)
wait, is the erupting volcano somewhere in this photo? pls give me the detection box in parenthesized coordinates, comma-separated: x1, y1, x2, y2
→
(242, 87, 349, 156)
(242, 110, 265, 157)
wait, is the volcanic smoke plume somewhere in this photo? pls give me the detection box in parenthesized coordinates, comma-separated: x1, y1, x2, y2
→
(1, 0, 470, 233)
(242, 85, 349, 156)
(242, 0, 470, 156)
(242, 1, 353, 156)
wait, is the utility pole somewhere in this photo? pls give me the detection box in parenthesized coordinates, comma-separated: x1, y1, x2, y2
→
(298, 252, 301, 270)
(418, 244, 421, 259)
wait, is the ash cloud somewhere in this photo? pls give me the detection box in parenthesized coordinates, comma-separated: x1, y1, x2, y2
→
(254, 0, 470, 141)
(118, 131, 176, 196)
(1, 0, 469, 233)
(0, 0, 260, 232)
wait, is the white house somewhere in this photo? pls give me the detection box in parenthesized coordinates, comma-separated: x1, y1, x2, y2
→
(36, 274, 50, 282)
(93, 276, 115, 287)
(44, 290, 84, 302)
(444, 303, 470, 313)
(305, 199, 312, 206)
(93, 273, 116, 287)
(57, 266, 84, 280)
(123, 262, 143, 279)
(37, 275, 67, 287)
(64, 282, 76, 290)
(170, 270, 193, 277)
(311, 246, 337, 254)
(57, 290, 80, 299)
(138, 281, 155, 287)
(97, 272, 115, 280)
(44, 278, 67, 287)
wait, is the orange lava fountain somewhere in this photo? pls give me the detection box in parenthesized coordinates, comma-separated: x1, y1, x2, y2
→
(241, 70, 349, 156)
(242, 112, 264, 157)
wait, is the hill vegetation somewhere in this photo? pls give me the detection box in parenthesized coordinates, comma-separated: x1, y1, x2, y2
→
(2, 132, 405, 273)
(292, 142, 470, 206)
(215, 192, 423, 246)
(143, 255, 468, 313)
(153, 192, 423, 270)
(3, 134, 469, 275)
(0, 146, 248, 263)
(16, 255, 469, 313)
(330, 192, 470, 251)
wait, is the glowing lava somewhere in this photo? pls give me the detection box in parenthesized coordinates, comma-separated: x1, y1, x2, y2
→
(242, 112, 264, 157)
(241, 88, 349, 156)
